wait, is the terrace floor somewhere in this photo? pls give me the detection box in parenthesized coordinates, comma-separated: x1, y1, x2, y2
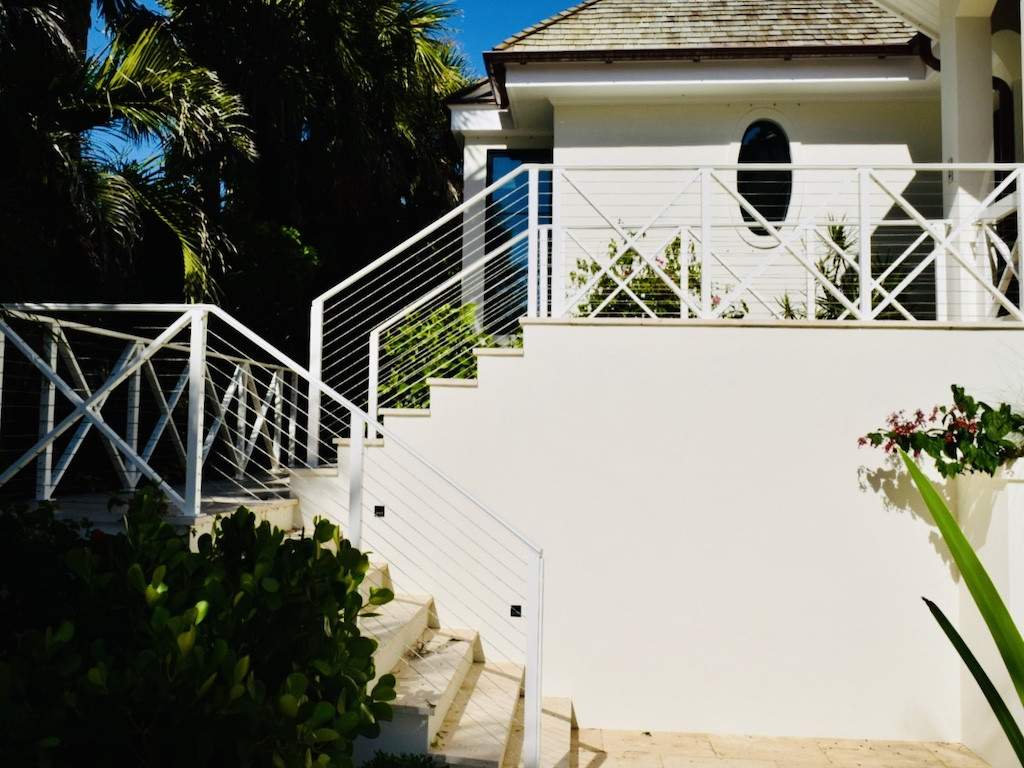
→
(572, 730, 989, 768)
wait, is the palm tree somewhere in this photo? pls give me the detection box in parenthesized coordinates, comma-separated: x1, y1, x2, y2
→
(0, 2, 256, 300)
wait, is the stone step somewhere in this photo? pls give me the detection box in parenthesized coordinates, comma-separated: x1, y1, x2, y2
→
(362, 594, 436, 688)
(394, 628, 482, 743)
(432, 661, 525, 768)
(379, 408, 432, 419)
(473, 348, 525, 358)
(427, 378, 479, 389)
(501, 697, 577, 768)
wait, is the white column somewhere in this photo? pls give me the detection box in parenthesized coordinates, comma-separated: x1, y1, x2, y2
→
(306, 298, 324, 467)
(183, 309, 208, 519)
(462, 143, 489, 321)
(35, 323, 57, 501)
(940, 0, 996, 321)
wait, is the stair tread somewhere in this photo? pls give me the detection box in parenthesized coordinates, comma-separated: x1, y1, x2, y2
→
(393, 628, 478, 718)
(361, 595, 433, 673)
(379, 408, 432, 418)
(432, 661, 524, 768)
(473, 348, 524, 358)
(427, 378, 479, 388)
(501, 697, 576, 768)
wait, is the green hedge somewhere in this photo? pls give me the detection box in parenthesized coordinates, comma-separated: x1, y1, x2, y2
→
(0, 489, 396, 768)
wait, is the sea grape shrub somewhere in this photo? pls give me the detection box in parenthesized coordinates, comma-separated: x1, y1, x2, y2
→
(0, 489, 396, 768)
(861, 385, 1024, 478)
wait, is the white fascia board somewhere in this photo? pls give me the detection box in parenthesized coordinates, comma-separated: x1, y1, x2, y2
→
(504, 57, 929, 93)
(450, 105, 507, 135)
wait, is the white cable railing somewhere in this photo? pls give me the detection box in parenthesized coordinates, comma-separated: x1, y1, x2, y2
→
(0, 304, 544, 768)
(310, 162, 1024, 442)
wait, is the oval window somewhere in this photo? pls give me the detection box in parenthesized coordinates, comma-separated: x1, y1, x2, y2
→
(737, 120, 792, 236)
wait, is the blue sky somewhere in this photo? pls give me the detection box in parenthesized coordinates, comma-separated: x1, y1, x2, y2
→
(454, 1, 569, 75)
(88, 1, 571, 75)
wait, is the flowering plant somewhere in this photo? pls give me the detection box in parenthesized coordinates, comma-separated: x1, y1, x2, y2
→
(861, 385, 1024, 478)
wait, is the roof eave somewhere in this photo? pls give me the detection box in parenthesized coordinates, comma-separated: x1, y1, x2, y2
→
(483, 41, 921, 108)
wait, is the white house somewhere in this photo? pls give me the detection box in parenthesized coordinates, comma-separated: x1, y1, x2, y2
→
(6, 3, 1024, 768)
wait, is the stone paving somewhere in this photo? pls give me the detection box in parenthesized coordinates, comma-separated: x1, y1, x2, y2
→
(573, 730, 989, 768)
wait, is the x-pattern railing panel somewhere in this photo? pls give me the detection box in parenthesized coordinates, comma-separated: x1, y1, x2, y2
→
(542, 165, 1024, 324)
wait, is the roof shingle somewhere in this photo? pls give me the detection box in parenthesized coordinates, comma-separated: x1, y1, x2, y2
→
(493, 0, 920, 53)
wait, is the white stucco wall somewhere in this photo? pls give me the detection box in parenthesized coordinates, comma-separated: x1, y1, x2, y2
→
(552, 99, 941, 167)
(365, 321, 1024, 747)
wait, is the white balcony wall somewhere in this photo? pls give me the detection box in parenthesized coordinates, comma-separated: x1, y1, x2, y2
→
(369, 321, 1024, 747)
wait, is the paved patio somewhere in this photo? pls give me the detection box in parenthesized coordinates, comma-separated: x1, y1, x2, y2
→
(574, 730, 989, 768)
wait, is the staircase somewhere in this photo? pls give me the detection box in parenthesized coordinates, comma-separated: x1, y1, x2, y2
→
(284, 447, 571, 768)
(352, 560, 572, 768)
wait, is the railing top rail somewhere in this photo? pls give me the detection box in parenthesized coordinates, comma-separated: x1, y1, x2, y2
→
(3, 305, 292, 374)
(5, 302, 543, 554)
(312, 163, 534, 306)
(550, 162, 1024, 172)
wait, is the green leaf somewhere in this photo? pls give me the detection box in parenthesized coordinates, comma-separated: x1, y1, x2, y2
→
(127, 563, 146, 593)
(901, 450, 1024, 705)
(368, 587, 394, 606)
(261, 577, 280, 594)
(924, 598, 1024, 764)
(53, 621, 74, 646)
(151, 565, 167, 587)
(308, 701, 335, 728)
(177, 627, 196, 657)
(234, 656, 250, 683)
(194, 600, 210, 625)
(197, 672, 217, 699)
(313, 728, 339, 743)
(314, 519, 335, 543)
(278, 693, 299, 719)
(286, 672, 308, 696)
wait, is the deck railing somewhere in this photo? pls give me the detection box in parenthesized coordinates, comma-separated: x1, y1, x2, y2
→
(0, 304, 544, 768)
(309, 162, 1024, 438)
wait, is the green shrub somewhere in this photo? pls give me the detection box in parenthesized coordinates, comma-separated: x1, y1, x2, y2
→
(861, 385, 1024, 478)
(378, 303, 494, 410)
(0, 489, 396, 768)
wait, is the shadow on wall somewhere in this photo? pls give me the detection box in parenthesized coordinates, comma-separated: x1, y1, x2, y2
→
(858, 457, 957, 580)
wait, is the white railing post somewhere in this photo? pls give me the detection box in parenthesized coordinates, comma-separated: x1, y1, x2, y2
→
(804, 224, 816, 319)
(527, 167, 540, 318)
(35, 321, 57, 501)
(523, 548, 545, 768)
(306, 298, 325, 467)
(934, 227, 949, 322)
(367, 331, 380, 441)
(347, 409, 365, 548)
(551, 171, 566, 317)
(1018, 171, 1024, 316)
(183, 308, 208, 519)
(858, 168, 873, 320)
(700, 169, 713, 317)
(286, 371, 299, 465)
(0, 332, 6, 436)
(539, 226, 550, 318)
(126, 344, 141, 489)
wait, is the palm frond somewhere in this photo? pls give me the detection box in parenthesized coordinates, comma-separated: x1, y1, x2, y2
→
(76, 23, 256, 160)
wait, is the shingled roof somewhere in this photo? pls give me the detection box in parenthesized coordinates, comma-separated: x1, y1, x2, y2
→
(493, 0, 920, 53)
